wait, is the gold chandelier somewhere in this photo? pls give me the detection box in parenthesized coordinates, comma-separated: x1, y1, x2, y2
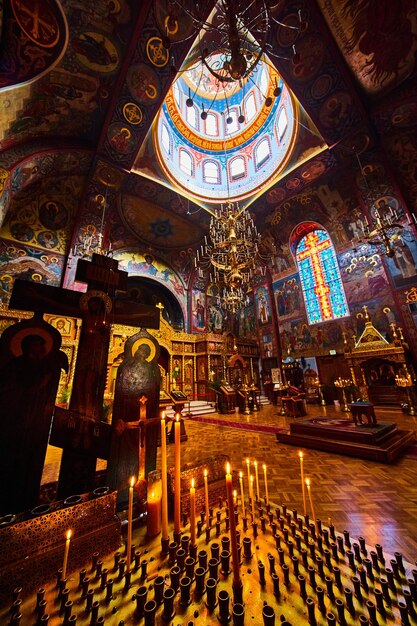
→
(195, 200, 270, 312)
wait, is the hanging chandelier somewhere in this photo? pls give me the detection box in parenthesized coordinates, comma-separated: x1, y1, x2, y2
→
(161, 0, 305, 89)
(195, 200, 271, 311)
(353, 150, 405, 259)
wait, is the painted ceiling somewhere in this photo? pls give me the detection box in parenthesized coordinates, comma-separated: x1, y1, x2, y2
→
(0, 0, 416, 297)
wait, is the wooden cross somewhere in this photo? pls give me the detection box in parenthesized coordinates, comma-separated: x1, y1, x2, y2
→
(9, 253, 160, 497)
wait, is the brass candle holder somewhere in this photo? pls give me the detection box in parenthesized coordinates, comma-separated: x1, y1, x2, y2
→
(395, 372, 416, 416)
(334, 378, 352, 412)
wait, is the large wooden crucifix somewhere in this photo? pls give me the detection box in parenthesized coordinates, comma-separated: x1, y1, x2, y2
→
(9, 253, 160, 498)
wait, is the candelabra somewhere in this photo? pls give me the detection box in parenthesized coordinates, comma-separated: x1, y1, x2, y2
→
(357, 209, 403, 258)
(395, 371, 416, 416)
(195, 200, 270, 312)
(334, 378, 352, 412)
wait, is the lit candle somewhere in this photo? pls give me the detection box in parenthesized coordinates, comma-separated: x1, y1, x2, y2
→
(250, 475, 255, 521)
(225, 463, 241, 587)
(161, 412, 169, 542)
(233, 489, 237, 507)
(147, 487, 162, 537)
(299, 451, 307, 516)
(174, 413, 181, 535)
(239, 471, 246, 518)
(126, 475, 135, 572)
(204, 468, 210, 527)
(254, 460, 260, 502)
(262, 464, 269, 506)
(305, 478, 317, 534)
(245, 458, 251, 489)
(190, 478, 196, 547)
(62, 530, 71, 580)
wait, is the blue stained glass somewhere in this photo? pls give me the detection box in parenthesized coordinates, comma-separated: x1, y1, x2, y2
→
(296, 229, 349, 325)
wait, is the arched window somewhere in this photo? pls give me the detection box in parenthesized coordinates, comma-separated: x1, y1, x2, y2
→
(161, 123, 171, 155)
(277, 107, 288, 141)
(295, 227, 349, 325)
(225, 108, 239, 134)
(255, 137, 271, 169)
(229, 156, 245, 180)
(203, 160, 220, 184)
(179, 149, 193, 177)
(205, 112, 218, 136)
(245, 92, 257, 121)
(186, 104, 198, 129)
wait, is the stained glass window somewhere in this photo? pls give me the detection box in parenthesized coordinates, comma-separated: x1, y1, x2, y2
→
(296, 229, 349, 324)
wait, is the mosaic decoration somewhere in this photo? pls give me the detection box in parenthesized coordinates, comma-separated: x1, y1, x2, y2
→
(295, 229, 349, 325)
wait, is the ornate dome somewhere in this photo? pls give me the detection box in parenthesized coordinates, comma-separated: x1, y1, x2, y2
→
(155, 55, 298, 204)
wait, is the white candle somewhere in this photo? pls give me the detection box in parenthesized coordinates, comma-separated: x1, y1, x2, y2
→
(239, 471, 246, 518)
(62, 530, 71, 580)
(250, 475, 255, 521)
(174, 414, 181, 535)
(190, 478, 196, 547)
(225, 463, 241, 587)
(305, 478, 317, 534)
(204, 469, 210, 527)
(263, 464, 269, 505)
(299, 451, 307, 516)
(126, 475, 135, 572)
(161, 412, 169, 542)
(254, 461, 260, 502)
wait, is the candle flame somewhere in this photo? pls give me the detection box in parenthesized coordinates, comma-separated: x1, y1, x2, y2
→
(253, 460, 258, 466)
(204, 468, 208, 477)
(305, 478, 310, 487)
(151, 491, 155, 498)
(250, 475, 254, 483)
(191, 478, 195, 488)
(233, 489, 237, 497)
(239, 471, 243, 478)
(246, 458, 250, 465)
(130, 475, 135, 488)
(175, 413, 180, 422)
(299, 451, 303, 459)
(66, 530, 72, 540)
(263, 464, 266, 471)
(226, 462, 231, 474)
(161, 410, 165, 420)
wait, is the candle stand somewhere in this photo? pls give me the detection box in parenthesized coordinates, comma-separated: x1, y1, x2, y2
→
(316, 383, 326, 406)
(395, 372, 416, 416)
(2, 491, 416, 626)
(334, 378, 352, 412)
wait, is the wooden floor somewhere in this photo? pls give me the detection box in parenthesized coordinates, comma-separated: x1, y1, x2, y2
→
(43, 403, 417, 563)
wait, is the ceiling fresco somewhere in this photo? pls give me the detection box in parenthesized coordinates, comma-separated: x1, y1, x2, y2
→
(317, 0, 417, 96)
(0, 0, 416, 308)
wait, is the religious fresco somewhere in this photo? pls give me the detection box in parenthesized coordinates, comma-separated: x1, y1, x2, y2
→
(237, 298, 256, 339)
(0, 175, 83, 255)
(383, 130, 417, 221)
(318, 0, 417, 95)
(0, 238, 64, 304)
(0, 0, 68, 91)
(273, 274, 303, 321)
(206, 297, 225, 335)
(111, 250, 187, 306)
(0, 0, 137, 151)
(255, 286, 272, 326)
(261, 333, 274, 358)
(337, 245, 390, 303)
(191, 289, 206, 333)
(120, 193, 204, 249)
(384, 226, 417, 287)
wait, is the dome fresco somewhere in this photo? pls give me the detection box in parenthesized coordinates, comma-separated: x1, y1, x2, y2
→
(155, 55, 298, 204)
